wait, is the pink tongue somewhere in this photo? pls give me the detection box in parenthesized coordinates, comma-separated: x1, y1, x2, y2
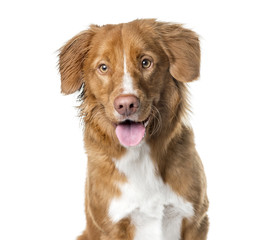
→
(116, 121, 145, 147)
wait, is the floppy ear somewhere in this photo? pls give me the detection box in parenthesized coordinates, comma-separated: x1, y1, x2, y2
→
(156, 22, 200, 82)
(58, 26, 98, 94)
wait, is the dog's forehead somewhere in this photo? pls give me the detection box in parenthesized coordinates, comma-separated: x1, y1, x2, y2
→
(93, 23, 149, 59)
(92, 26, 122, 56)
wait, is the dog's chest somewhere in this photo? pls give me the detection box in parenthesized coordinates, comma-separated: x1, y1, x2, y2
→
(109, 144, 194, 240)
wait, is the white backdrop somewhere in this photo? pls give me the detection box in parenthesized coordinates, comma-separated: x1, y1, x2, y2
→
(0, 0, 262, 239)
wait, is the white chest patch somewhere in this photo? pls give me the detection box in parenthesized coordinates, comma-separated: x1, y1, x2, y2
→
(109, 143, 194, 240)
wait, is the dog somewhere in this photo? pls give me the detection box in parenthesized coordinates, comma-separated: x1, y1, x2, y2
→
(59, 19, 209, 240)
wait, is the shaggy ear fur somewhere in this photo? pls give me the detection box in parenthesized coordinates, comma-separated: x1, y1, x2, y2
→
(156, 22, 200, 82)
(58, 26, 98, 94)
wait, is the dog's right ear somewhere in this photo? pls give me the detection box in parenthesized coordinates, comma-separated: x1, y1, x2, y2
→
(58, 26, 99, 94)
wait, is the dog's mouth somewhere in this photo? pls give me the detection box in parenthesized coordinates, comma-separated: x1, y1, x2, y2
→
(115, 118, 150, 147)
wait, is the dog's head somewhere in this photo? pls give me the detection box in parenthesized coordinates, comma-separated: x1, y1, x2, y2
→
(59, 19, 200, 148)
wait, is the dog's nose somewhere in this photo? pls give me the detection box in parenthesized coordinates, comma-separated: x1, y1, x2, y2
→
(114, 95, 140, 116)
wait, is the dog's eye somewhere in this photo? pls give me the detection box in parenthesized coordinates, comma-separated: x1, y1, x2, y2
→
(141, 59, 152, 69)
(98, 64, 108, 73)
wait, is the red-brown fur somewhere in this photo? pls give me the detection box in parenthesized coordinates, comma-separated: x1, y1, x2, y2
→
(59, 19, 209, 240)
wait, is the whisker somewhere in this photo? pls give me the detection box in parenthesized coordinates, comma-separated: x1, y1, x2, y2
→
(149, 105, 162, 136)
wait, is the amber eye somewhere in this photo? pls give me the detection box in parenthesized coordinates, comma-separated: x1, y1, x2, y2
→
(141, 59, 152, 69)
(98, 64, 108, 73)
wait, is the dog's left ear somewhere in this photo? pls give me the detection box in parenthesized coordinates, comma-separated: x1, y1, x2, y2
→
(156, 22, 200, 82)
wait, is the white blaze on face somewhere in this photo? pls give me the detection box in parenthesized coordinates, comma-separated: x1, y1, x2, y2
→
(122, 54, 137, 95)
